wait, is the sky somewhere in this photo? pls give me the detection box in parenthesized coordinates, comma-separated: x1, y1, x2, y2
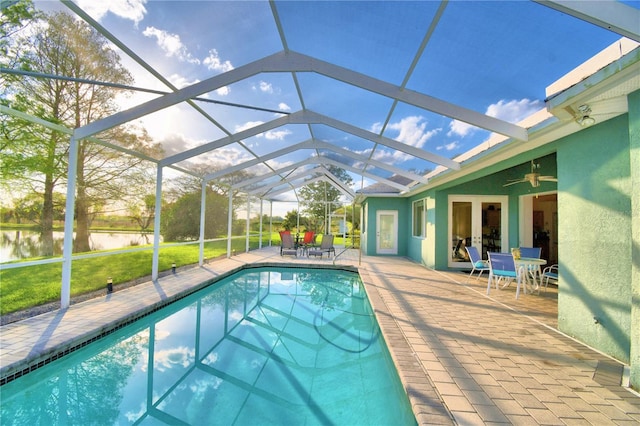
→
(30, 0, 632, 214)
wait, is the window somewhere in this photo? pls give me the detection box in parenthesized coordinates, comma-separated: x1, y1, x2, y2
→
(412, 199, 425, 238)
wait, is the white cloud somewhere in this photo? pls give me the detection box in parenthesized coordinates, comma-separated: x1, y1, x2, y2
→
(387, 116, 440, 149)
(279, 103, 291, 111)
(447, 120, 475, 138)
(354, 147, 413, 164)
(143, 26, 200, 64)
(154, 346, 194, 371)
(216, 86, 231, 96)
(447, 98, 543, 138)
(196, 147, 252, 165)
(234, 121, 291, 141)
(203, 49, 234, 72)
(157, 133, 197, 157)
(263, 129, 291, 140)
(486, 98, 543, 123)
(235, 121, 264, 133)
(370, 122, 383, 134)
(259, 81, 273, 94)
(168, 74, 200, 89)
(437, 141, 461, 151)
(75, 0, 147, 25)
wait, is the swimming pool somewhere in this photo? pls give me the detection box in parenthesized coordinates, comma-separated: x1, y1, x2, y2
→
(0, 266, 416, 425)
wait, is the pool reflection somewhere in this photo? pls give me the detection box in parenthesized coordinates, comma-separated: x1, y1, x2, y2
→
(0, 268, 416, 425)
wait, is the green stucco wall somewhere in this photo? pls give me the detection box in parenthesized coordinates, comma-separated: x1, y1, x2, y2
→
(628, 90, 639, 390)
(407, 153, 557, 270)
(363, 108, 636, 382)
(557, 113, 632, 363)
(362, 198, 408, 256)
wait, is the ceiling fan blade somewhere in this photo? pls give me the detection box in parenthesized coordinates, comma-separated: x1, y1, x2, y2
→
(503, 179, 526, 187)
(539, 176, 557, 182)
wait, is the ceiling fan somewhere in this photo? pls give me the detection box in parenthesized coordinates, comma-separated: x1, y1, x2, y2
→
(504, 160, 557, 188)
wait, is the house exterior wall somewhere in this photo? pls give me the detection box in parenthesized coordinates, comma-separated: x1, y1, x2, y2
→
(557, 113, 632, 364)
(429, 155, 557, 269)
(361, 197, 408, 256)
(407, 194, 436, 267)
(629, 89, 640, 390)
(362, 102, 637, 385)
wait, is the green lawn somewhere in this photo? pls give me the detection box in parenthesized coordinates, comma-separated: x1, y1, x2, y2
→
(0, 236, 272, 316)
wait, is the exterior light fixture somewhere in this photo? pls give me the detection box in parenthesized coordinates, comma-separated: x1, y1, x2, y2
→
(107, 277, 113, 294)
(576, 104, 596, 127)
(172, 262, 176, 273)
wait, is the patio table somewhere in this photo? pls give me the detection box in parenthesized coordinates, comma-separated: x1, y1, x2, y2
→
(515, 257, 547, 293)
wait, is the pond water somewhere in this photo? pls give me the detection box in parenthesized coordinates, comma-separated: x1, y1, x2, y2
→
(0, 229, 159, 262)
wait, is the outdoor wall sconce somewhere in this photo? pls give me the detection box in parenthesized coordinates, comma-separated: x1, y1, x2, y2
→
(576, 104, 596, 127)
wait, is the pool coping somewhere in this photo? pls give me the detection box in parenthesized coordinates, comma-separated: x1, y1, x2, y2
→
(357, 266, 455, 425)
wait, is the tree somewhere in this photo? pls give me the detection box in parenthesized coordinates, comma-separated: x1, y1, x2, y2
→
(298, 166, 353, 233)
(0, 0, 40, 91)
(2, 10, 162, 254)
(161, 188, 230, 241)
(281, 210, 298, 231)
(13, 191, 65, 225)
(127, 194, 156, 233)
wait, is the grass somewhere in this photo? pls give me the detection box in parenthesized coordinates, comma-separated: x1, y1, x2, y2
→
(0, 236, 271, 316)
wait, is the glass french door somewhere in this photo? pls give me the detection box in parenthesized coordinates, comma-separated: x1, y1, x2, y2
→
(376, 210, 398, 254)
(448, 195, 508, 268)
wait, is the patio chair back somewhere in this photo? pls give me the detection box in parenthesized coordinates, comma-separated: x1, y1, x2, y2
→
(281, 232, 295, 248)
(307, 234, 335, 258)
(302, 231, 315, 245)
(487, 252, 524, 298)
(542, 264, 558, 291)
(280, 232, 297, 256)
(465, 246, 490, 282)
(320, 234, 334, 249)
(519, 246, 541, 259)
(519, 246, 543, 279)
(279, 230, 291, 241)
(489, 252, 517, 274)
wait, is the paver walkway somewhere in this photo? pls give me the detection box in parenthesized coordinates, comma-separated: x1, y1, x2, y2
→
(1, 247, 639, 425)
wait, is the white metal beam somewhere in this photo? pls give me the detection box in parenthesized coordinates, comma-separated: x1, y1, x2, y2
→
(534, 0, 640, 43)
(231, 158, 316, 189)
(284, 52, 528, 141)
(247, 164, 356, 199)
(321, 168, 357, 198)
(312, 141, 429, 184)
(75, 52, 286, 139)
(60, 135, 79, 309)
(161, 112, 294, 166)
(199, 179, 206, 266)
(281, 175, 354, 200)
(261, 175, 328, 198)
(317, 157, 410, 192)
(75, 50, 528, 142)
(151, 166, 163, 281)
(205, 136, 428, 188)
(290, 110, 460, 170)
(245, 166, 326, 194)
(203, 139, 315, 181)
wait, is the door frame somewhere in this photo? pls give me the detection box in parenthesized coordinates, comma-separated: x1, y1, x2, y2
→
(448, 195, 509, 268)
(376, 210, 398, 254)
(519, 191, 558, 263)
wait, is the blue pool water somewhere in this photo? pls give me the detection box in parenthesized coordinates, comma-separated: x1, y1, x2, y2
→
(0, 267, 416, 425)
